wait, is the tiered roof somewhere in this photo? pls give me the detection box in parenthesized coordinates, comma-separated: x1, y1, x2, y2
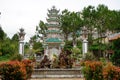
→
(46, 18, 60, 22)
(45, 38, 62, 43)
(46, 23, 60, 27)
(48, 6, 60, 14)
(46, 30, 61, 33)
(47, 13, 59, 17)
(45, 6, 62, 43)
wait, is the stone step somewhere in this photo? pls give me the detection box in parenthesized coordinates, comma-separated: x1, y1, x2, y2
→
(31, 75, 82, 78)
(31, 68, 83, 78)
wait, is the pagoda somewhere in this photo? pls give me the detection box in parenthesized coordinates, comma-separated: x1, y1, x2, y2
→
(43, 6, 64, 60)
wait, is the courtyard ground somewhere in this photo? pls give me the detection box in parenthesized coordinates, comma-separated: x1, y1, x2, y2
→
(30, 78, 84, 80)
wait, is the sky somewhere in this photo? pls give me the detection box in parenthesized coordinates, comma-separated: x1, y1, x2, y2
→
(0, 0, 120, 42)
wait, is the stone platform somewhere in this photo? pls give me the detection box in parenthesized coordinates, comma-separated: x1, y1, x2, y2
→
(31, 68, 83, 78)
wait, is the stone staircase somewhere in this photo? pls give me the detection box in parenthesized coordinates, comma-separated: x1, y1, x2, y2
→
(31, 68, 83, 78)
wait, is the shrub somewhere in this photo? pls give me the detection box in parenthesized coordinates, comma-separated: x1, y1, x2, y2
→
(103, 62, 120, 80)
(81, 61, 103, 80)
(71, 47, 81, 61)
(0, 61, 26, 80)
(82, 52, 96, 61)
(11, 53, 23, 61)
(111, 50, 120, 66)
(22, 59, 33, 79)
(0, 42, 16, 56)
(81, 61, 120, 80)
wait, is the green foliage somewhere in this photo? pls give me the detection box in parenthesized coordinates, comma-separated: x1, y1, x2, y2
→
(82, 52, 96, 61)
(52, 54, 59, 68)
(0, 31, 19, 60)
(71, 47, 82, 61)
(0, 41, 16, 56)
(11, 33, 19, 42)
(70, 11, 83, 46)
(90, 43, 107, 51)
(111, 38, 120, 66)
(0, 54, 11, 61)
(76, 40, 82, 49)
(64, 40, 73, 51)
(100, 57, 107, 66)
(112, 38, 120, 50)
(33, 41, 43, 50)
(36, 20, 47, 37)
(61, 9, 72, 41)
(10, 54, 23, 61)
(29, 53, 35, 62)
(24, 42, 30, 54)
(111, 50, 120, 66)
(61, 9, 83, 46)
(89, 42, 107, 59)
(72, 47, 81, 54)
(0, 27, 19, 61)
(0, 26, 6, 41)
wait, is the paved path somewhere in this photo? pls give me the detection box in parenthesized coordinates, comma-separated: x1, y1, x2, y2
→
(30, 78, 84, 80)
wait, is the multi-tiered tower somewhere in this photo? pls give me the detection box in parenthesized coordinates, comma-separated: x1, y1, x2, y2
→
(44, 6, 64, 60)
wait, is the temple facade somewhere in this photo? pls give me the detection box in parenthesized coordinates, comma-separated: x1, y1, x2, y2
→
(43, 6, 64, 60)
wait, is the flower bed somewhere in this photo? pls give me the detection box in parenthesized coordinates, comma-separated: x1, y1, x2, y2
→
(0, 59, 33, 80)
(81, 61, 120, 80)
(22, 59, 33, 79)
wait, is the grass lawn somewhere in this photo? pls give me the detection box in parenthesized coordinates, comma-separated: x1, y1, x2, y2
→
(0, 55, 10, 63)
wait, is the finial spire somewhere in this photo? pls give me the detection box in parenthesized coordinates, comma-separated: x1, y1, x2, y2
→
(52, 5, 55, 9)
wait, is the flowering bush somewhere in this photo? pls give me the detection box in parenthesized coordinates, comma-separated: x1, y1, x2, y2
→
(0, 60, 34, 80)
(82, 61, 103, 80)
(22, 59, 33, 79)
(81, 61, 120, 80)
(0, 61, 26, 80)
(103, 62, 120, 80)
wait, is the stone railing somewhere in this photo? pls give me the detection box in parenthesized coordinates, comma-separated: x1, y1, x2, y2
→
(31, 68, 83, 78)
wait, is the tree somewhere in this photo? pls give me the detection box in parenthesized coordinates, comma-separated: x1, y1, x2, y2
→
(0, 41, 16, 56)
(111, 38, 120, 66)
(61, 10, 83, 47)
(95, 5, 109, 42)
(108, 10, 120, 32)
(36, 20, 47, 37)
(11, 33, 19, 42)
(70, 12, 83, 47)
(82, 5, 96, 45)
(61, 9, 72, 41)
(11, 33, 19, 54)
(0, 26, 6, 41)
(33, 42, 43, 50)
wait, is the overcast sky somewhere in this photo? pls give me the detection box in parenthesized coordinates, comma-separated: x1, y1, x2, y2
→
(0, 0, 120, 42)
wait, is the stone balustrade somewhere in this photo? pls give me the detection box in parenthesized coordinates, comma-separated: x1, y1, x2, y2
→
(31, 68, 83, 78)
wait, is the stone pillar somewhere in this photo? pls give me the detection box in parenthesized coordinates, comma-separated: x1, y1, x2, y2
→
(82, 39, 88, 55)
(45, 46, 48, 56)
(29, 38, 33, 50)
(82, 26, 88, 56)
(59, 46, 61, 55)
(18, 28, 25, 56)
(19, 41, 24, 55)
